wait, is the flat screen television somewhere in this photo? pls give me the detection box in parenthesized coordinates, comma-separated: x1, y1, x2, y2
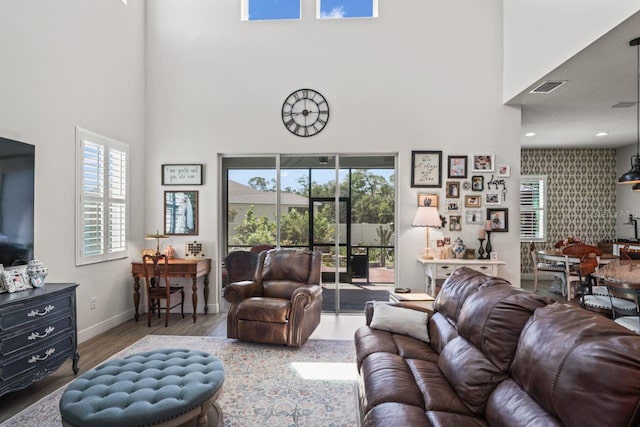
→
(0, 136, 34, 266)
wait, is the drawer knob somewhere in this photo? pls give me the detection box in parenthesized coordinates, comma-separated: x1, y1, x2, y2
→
(441, 266, 450, 270)
(28, 326, 55, 340)
(27, 304, 55, 317)
(28, 348, 55, 364)
(479, 266, 488, 270)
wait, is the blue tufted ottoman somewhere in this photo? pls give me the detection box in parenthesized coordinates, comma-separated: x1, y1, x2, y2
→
(59, 349, 225, 427)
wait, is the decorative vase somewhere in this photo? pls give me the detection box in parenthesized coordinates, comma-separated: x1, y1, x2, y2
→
(26, 257, 48, 288)
(163, 245, 176, 259)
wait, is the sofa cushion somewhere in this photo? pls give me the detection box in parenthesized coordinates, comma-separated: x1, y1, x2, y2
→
(260, 249, 311, 283)
(406, 358, 474, 416)
(437, 336, 507, 415)
(370, 302, 429, 342)
(363, 402, 429, 427)
(485, 379, 562, 427)
(511, 303, 640, 427)
(457, 284, 551, 371)
(237, 297, 290, 323)
(425, 411, 488, 427)
(359, 352, 425, 413)
(434, 267, 510, 323)
(355, 326, 437, 371)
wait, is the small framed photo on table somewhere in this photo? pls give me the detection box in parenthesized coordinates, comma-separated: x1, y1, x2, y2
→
(3, 266, 31, 293)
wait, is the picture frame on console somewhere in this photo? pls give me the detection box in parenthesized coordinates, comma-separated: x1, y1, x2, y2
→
(3, 265, 31, 293)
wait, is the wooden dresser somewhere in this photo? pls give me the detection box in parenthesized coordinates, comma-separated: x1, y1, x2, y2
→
(0, 283, 79, 397)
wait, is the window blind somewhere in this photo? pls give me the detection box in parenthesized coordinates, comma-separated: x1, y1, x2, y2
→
(520, 176, 546, 241)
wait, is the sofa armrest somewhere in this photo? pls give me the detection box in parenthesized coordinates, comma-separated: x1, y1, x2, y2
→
(291, 284, 322, 309)
(364, 300, 434, 326)
(223, 280, 261, 304)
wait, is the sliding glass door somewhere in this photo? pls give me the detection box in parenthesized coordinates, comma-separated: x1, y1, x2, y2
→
(221, 154, 396, 312)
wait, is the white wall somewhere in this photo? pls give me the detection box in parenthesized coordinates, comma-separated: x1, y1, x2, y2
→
(0, 0, 146, 341)
(503, 0, 640, 102)
(616, 144, 640, 238)
(146, 0, 522, 303)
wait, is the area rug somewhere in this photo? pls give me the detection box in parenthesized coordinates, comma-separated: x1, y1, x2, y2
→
(2, 336, 358, 427)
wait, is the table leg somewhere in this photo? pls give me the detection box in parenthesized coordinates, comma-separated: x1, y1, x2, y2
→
(203, 274, 210, 314)
(192, 277, 198, 323)
(133, 277, 140, 321)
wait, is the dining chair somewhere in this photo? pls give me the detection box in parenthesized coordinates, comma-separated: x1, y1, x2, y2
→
(603, 279, 640, 333)
(561, 244, 606, 301)
(621, 245, 640, 260)
(142, 253, 185, 327)
(529, 242, 566, 294)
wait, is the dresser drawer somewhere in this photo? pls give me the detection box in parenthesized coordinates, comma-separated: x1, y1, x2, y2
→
(435, 263, 496, 279)
(0, 293, 72, 332)
(0, 333, 75, 382)
(0, 314, 73, 357)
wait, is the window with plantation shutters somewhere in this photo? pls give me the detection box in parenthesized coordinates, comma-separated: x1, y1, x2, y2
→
(76, 127, 129, 265)
(520, 176, 546, 242)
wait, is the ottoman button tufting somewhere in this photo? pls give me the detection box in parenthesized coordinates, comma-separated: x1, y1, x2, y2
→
(59, 349, 225, 427)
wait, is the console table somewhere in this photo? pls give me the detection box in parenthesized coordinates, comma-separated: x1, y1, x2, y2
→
(417, 258, 506, 296)
(131, 258, 211, 322)
(0, 283, 79, 397)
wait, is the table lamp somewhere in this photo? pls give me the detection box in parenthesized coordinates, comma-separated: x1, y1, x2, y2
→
(412, 206, 442, 260)
(145, 230, 169, 255)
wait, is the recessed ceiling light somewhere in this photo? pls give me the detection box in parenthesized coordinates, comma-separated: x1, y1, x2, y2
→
(525, 132, 536, 137)
(596, 132, 608, 137)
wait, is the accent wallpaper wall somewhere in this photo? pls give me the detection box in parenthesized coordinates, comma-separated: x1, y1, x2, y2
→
(520, 148, 617, 274)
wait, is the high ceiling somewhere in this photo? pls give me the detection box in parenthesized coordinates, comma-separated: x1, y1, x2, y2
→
(511, 11, 640, 150)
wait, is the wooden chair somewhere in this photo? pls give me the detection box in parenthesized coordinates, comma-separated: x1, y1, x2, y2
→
(142, 253, 185, 327)
(250, 244, 275, 255)
(621, 245, 640, 260)
(223, 251, 258, 284)
(529, 242, 565, 294)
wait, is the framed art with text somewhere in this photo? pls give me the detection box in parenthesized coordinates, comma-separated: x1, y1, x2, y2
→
(411, 151, 442, 188)
(162, 164, 203, 185)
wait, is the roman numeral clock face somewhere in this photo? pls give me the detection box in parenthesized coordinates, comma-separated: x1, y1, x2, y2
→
(281, 89, 330, 137)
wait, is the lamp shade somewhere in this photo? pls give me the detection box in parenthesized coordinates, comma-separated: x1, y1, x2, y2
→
(412, 206, 441, 227)
(619, 37, 640, 184)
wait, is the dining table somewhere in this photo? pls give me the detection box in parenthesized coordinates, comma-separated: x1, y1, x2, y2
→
(536, 250, 619, 300)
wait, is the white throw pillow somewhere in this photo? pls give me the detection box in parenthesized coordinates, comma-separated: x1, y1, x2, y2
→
(370, 302, 430, 342)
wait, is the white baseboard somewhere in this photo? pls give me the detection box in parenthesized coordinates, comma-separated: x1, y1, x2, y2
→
(78, 309, 133, 344)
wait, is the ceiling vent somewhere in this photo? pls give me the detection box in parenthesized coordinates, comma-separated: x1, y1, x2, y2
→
(529, 80, 566, 94)
(612, 101, 637, 108)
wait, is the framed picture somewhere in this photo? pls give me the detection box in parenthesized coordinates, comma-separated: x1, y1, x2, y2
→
(417, 193, 439, 207)
(411, 151, 442, 188)
(445, 181, 460, 198)
(487, 208, 508, 232)
(449, 215, 462, 231)
(165, 191, 199, 235)
(484, 193, 500, 206)
(162, 164, 203, 185)
(497, 164, 511, 177)
(447, 155, 467, 178)
(3, 266, 31, 293)
(464, 195, 481, 208)
(465, 210, 483, 224)
(471, 153, 495, 173)
(446, 201, 460, 211)
(471, 175, 484, 192)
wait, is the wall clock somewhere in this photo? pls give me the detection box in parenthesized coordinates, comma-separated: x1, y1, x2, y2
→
(281, 88, 329, 137)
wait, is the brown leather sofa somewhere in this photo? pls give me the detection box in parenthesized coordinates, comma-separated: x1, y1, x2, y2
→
(355, 267, 640, 426)
(224, 248, 322, 347)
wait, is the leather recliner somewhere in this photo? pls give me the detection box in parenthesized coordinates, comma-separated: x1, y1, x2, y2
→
(223, 248, 322, 347)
